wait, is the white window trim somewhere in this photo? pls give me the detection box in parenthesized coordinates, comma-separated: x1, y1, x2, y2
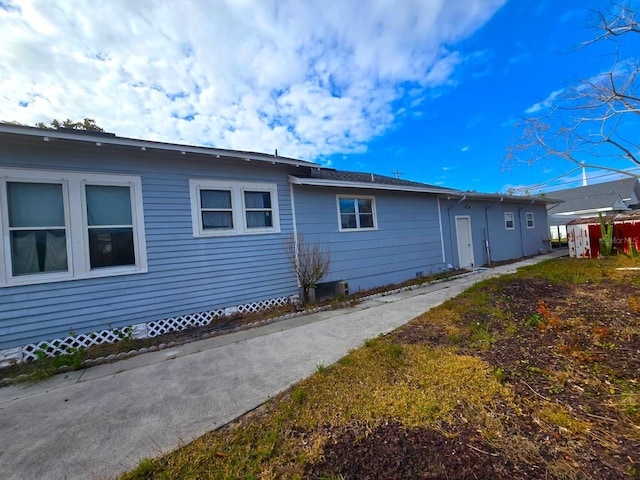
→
(525, 212, 535, 229)
(80, 179, 146, 278)
(0, 168, 147, 287)
(189, 179, 280, 237)
(504, 212, 515, 231)
(336, 195, 378, 232)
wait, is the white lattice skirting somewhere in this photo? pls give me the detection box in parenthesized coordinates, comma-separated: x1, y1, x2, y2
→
(8, 295, 293, 364)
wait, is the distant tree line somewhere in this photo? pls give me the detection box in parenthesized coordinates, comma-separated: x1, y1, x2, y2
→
(35, 118, 104, 132)
(2, 118, 105, 132)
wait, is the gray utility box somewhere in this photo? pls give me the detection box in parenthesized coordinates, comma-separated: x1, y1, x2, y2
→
(315, 280, 349, 300)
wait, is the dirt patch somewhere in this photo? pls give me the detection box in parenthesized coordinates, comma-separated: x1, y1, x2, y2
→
(307, 421, 538, 480)
(308, 269, 640, 479)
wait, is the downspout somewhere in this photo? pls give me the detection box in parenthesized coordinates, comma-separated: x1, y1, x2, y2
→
(437, 196, 445, 263)
(288, 182, 301, 288)
(546, 201, 562, 250)
(484, 197, 504, 264)
(517, 200, 536, 257)
(447, 194, 467, 267)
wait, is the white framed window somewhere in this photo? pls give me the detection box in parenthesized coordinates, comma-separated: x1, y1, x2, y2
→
(337, 195, 377, 231)
(504, 212, 515, 230)
(5, 180, 71, 279)
(189, 179, 280, 237)
(199, 188, 234, 232)
(243, 190, 275, 230)
(84, 184, 137, 270)
(0, 168, 147, 287)
(525, 212, 535, 229)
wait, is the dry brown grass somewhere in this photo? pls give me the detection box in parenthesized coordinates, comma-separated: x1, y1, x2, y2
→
(121, 339, 512, 479)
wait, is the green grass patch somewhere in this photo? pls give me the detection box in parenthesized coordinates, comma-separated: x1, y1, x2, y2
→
(11, 348, 86, 383)
(513, 256, 637, 285)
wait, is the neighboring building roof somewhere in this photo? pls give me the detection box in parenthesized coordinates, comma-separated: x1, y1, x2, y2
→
(289, 169, 460, 194)
(0, 122, 320, 169)
(547, 178, 640, 216)
(567, 210, 640, 225)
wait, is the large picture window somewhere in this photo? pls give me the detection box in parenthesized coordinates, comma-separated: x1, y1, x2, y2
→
(189, 179, 280, 236)
(0, 169, 147, 287)
(337, 195, 377, 231)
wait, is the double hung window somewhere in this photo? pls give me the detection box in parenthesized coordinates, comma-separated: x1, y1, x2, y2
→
(525, 212, 535, 229)
(200, 189, 234, 231)
(85, 185, 136, 268)
(504, 212, 515, 230)
(0, 169, 147, 286)
(190, 179, 279, 236)
(7, 181, 68, 276)
(244, 191, 273, 228)
(337, 196, 376, 231)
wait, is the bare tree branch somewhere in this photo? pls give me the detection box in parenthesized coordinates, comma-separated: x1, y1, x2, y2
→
(506, 2, 640, 179)
(586, 2, 640, 44)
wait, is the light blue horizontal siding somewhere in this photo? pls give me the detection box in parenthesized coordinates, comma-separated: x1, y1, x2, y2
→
(0, 138, 298, 348)
(439, 198, 550, 267)
(293, 186, 446, 292)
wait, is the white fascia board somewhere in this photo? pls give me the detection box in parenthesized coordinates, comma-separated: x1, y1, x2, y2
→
(288, 175, 457, 194)
(0, 123, 319, 168)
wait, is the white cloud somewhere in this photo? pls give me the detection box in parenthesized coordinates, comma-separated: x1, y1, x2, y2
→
(461, 146, 470, 152)
(501, 117, 515, 128)
(0, 0, 506, 160)
(524, 88, 565, 114)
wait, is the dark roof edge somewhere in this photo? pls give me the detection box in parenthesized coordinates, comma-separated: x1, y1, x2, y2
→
(441, 191, 563, 205)
(288, 174, 461, 194)
(0, 123, 320, 168)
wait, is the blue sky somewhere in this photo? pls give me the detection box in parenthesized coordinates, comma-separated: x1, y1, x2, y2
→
(1, 0, 637, 194)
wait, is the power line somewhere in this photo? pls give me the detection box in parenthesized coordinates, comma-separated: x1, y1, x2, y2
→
(511, 166, 640, 194)
(541, 166, 640, 192)
(508, 166, 582, 193)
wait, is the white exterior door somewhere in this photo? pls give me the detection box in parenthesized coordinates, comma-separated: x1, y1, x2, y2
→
(455, 216, 474, 268)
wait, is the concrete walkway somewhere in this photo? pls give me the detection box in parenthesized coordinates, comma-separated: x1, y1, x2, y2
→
(0, 251, 565, 480)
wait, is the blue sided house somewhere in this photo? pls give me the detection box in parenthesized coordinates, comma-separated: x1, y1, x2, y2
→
(0, 123, 555, 364)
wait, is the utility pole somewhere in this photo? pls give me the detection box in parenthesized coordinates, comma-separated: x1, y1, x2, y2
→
(391, 170, 404, 179)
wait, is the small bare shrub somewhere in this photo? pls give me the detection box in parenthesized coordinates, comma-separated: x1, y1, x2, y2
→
(285, 233, 331, 304)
